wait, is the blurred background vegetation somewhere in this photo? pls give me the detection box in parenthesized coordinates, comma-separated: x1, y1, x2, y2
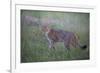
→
(21, 10, 90, 63)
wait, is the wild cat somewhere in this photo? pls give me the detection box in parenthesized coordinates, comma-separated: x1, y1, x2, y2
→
(42, 25, 87, 51)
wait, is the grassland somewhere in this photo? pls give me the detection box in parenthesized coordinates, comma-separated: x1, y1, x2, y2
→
(21, 10, 89, 63)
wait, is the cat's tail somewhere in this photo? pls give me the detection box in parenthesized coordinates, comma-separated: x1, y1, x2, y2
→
(79, 44, 87, 50)
(71, 33, 87, 50)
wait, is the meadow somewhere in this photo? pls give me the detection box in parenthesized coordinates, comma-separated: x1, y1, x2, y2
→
(21, 10, 89, 63)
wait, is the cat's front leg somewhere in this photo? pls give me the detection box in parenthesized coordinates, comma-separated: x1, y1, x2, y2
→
(48, 40, 55, 49)
(48, 39, 52, 49)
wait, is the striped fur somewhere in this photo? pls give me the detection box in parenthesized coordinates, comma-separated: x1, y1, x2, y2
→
(42, 25, 87, 50)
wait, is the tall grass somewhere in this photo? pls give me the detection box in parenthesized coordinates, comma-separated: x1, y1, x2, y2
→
(21, 26, 89, 63)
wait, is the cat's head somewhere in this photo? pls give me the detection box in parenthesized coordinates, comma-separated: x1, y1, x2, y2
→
(41, 25, 50, 32)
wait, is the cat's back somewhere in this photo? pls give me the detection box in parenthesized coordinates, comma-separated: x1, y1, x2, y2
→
(49, 29, 74, 41)
(53, 29, 73, 36)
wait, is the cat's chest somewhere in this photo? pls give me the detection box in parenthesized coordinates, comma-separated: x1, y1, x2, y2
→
(45, 32, 51, 41)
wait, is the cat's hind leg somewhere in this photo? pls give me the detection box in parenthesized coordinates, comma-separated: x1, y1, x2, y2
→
(64, 41, 70, 51)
